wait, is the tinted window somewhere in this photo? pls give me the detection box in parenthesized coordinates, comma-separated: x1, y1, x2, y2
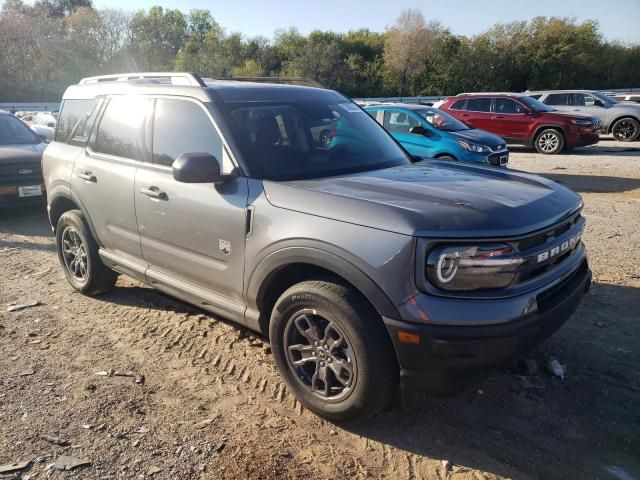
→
(152, 99, 223, 167)
(221, 100, 410, 181)
(466, 98, 492, 112)
(0, 115, 40, 145)
(527, 94, 542, 100)
(545, 93, 569, 106)
(494, 98, 521, 114)
(383, 110, 420, 134)
(450, 99, 466, 110)
(55, 99, 99, 143)
(94, 96, 150, 160)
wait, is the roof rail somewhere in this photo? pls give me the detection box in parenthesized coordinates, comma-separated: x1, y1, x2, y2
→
(78, 72, 206, 87)
(205, 77, 324, 88)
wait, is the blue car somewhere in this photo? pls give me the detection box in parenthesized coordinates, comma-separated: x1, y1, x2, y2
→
(365, 103, 509, 167)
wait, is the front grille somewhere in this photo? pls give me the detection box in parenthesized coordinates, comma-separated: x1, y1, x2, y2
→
(513, 212, 585, 284)
(536, 260, 589, 314)
(0, 161, 42, 186)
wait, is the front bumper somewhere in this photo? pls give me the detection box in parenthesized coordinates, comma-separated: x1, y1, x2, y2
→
(383, 259, 591, 395)
(566, 131, 599, 148)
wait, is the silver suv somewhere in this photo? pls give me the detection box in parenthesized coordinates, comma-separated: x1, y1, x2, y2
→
(44, 73, 591, 422)
(526, 90, 640, 142)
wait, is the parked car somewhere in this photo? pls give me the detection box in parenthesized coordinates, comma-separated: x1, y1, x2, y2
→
(612, 93, 640, 105)
(525, 90, 640, 142)
(439, 93, 600, 154)
(29, 111, 57, 142)
(44, 72, 591, 423)
(365, 103, 508, 167)
(0, 109, 47, 207)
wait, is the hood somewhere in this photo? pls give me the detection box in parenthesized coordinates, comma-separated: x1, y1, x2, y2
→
(610, 102, 640, 112)
(263, 161, 581, 238)
(0, 143, 46, 164)
(545, 110, 598, 122)
(450, 128, 506, 148)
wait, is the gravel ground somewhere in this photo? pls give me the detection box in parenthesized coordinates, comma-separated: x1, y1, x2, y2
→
(1, 138, 638, 480)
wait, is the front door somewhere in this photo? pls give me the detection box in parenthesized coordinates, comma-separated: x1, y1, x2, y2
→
(134, 97, 248, 305)
(492, 98, 531, 140)
(376, 109, 427, 156)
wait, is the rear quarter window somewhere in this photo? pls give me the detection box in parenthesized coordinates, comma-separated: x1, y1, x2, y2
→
(55, 99, 99, 145)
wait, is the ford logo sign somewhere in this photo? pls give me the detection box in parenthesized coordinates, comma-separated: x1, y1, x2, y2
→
(18, 169, 33, 175)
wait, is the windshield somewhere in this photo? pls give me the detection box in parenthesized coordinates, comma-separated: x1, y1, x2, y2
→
(221, 100, 411, 180)
(591, 92, 616, 105)
(520, 96, 556, 112)
(416, 108, 469, 132)
(0, 115, 40, 145)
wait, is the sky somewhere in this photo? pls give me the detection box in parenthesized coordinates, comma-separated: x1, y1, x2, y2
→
(89, 0, 640, 44)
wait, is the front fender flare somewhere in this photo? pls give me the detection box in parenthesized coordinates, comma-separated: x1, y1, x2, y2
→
(246, 245, 401, 321)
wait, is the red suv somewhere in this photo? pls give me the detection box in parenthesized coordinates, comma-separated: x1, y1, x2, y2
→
(440, 93, 600, 154)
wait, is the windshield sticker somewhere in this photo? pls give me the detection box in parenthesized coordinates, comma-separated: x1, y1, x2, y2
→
(338, 102, 363, 113)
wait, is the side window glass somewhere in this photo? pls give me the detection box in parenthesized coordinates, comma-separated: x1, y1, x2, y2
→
(546, 93, 569, 106)
(55, 99, 99, 144)
(495, 98, 519, 114)
(582, 94, 596, 106)
(93, 96, 150, 161)
(152, 99, 224, 167)
(527, 94, 542, 100)
(571, 94, 586, 106)
(466, 98, 492, 112)
(383, 111, 420, 134)
(450, 99, 466, 110)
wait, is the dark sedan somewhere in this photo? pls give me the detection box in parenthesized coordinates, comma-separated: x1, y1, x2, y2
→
(0, 110, 47, 207)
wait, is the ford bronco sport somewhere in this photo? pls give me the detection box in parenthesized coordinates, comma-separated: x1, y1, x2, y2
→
(44, 73, 591, 423)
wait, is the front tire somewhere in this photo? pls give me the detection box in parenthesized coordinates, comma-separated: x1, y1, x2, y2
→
(56, 210, 117, 296)
(611, 117, 640, 142)
(534, 129, 565, 154)
(270, 280, 398, 424)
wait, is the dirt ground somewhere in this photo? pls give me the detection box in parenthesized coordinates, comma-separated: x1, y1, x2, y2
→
(1, 138, 639, 480)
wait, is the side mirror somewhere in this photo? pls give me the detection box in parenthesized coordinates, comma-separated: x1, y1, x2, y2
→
(38, 134, 50, 143)
(593, 99, 604, 107)
(409, 125, 429, 136)
(172, 152, 224, 184)
(46, 122, 55, 128)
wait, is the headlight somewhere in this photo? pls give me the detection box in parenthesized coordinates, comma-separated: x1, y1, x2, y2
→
(457, 140, 490, 153)
(427, 244, 524, 291)
(570, 118, 593, 126)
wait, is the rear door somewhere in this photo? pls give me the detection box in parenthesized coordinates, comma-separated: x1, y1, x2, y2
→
(492, 98, 531, 140)
(134, 97, 249, 306)
(73, 95, 151, 260)
(458, 97, 495, 132)
(542, 93, 571, 113)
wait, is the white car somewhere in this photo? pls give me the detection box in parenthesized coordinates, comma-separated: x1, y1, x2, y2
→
(29, 111, 57, 142)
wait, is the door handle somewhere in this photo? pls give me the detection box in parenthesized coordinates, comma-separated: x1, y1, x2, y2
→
(78, 171, 97, 182)
(494, 115, 505, 119)
(140, 186, 167, 200)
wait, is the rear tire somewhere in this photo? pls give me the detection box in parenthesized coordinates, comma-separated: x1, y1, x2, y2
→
(270, 280, 398, 424)
(611, 117, 640, 142)
(534, 129, 565, 154)
(55, 210, 117, 296)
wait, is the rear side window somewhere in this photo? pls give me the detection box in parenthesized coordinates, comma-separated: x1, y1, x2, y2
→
(93, 96, 151, 160)
(152, 99, 223, 167)
(545, 93, 569, 106)
(449, 99, 466, 110)
(56, 99, 100, 145)
(466, 98, 492, 112)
